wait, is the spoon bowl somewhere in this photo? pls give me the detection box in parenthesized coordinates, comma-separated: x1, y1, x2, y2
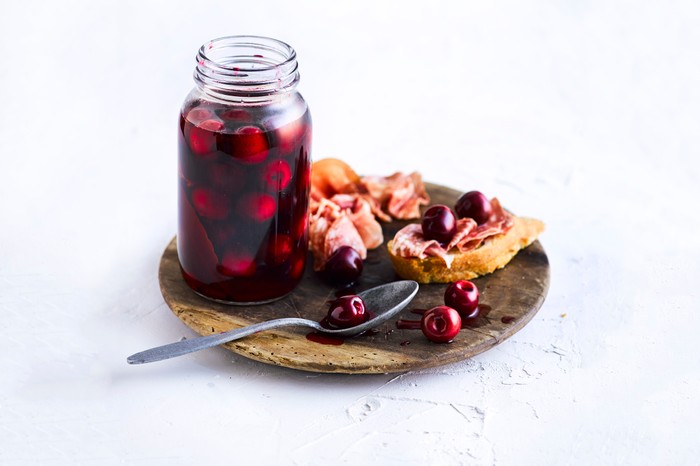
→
(127, 280, 419, 365)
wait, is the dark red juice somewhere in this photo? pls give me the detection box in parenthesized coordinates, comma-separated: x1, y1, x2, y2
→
(178, 99, 312, 303)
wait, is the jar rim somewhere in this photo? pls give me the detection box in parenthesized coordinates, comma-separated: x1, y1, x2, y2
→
(194, 35, 300, 102)
(197, 35, 297, 73)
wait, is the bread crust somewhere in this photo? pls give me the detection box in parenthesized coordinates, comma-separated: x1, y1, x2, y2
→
(387, 216, 545, 283)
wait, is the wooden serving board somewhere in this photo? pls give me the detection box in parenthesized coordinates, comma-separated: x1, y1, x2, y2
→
(158, 183, 550, 374)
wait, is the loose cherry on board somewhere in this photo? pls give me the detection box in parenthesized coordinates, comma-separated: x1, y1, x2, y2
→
(421, 306, 461, 343)
(455, 191, 493, 225)
(326, 295, 367, 329)
(444, 280, 480, 318)
(324, 246, 363, 286)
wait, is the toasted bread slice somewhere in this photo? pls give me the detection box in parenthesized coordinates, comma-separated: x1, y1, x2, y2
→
(387, 216, 544, 283)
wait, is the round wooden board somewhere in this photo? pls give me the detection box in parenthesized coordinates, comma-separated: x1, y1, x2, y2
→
(159, 183, 550, 374)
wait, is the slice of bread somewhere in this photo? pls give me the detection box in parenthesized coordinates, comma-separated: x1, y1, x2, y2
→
(387, 216, 545, 283)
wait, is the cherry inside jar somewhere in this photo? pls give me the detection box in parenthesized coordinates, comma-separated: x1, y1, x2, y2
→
(177, 36, 312, 304)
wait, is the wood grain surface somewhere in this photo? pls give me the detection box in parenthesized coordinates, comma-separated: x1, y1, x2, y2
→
(158, 183, 550, 374)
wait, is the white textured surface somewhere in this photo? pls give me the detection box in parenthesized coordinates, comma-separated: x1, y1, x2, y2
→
(1, 1, 699, 464)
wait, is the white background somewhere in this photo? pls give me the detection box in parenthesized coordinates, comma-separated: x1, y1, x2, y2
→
(1, 1, 699, 464)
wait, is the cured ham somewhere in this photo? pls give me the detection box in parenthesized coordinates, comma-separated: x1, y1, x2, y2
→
(388, 224, 455, 268)
(329, 194, 383, 249)
(389, 198, 514, 268)
(308, 198, 367, 270)
(307, 158, 431, 270)
(310, 158, 361, 198)
(323, 216, 367, 266)
(360, 172, 429, 220)
(311, 159, 430, 222)
(446, 198, 513, 250)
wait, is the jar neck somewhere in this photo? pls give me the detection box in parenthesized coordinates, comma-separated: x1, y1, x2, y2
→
(193, 36, 300, 104)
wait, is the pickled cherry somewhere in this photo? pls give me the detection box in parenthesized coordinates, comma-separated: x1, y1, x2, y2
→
(455, 191, 493, 225)
(326, 295, 367, 329)
(421, 306, 461, 343)
(229, 126, 269, 164)
(444, 280, 480, 317)
(324, 246, 363, 286)
(188, 119, 224, 155)
(421, 205, 457, 243)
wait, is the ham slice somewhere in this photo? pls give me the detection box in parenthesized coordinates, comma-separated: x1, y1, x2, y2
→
(389, 198, 514, 268)
(447, 199, 513, 250)
(360, 172, 429, 220)
(330, 194, 383, 249)
(323, 216, 366, 267)
(308, 197, 368, 270)
(389, 224, 455, 268)
(307, 159, 431, 269)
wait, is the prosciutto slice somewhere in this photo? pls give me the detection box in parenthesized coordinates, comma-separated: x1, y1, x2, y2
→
(389, 198, 514, 268)
(329, 194, 383, 249)
(307, 159, 431, 269)
(360, 172, 429, 220)
(389, 224, 456, 268)
(308, 198, 367, 270)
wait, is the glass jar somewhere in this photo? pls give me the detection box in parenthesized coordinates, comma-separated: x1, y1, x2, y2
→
(177, 36, 312, 304)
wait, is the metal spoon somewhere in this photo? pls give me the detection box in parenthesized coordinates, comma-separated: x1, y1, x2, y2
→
(127, 280, 419, 365)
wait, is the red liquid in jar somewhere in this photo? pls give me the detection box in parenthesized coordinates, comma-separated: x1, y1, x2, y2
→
(178, 100, 312, 303)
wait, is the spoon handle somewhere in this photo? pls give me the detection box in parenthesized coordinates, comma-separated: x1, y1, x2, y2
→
(127, 317, 315, 365)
